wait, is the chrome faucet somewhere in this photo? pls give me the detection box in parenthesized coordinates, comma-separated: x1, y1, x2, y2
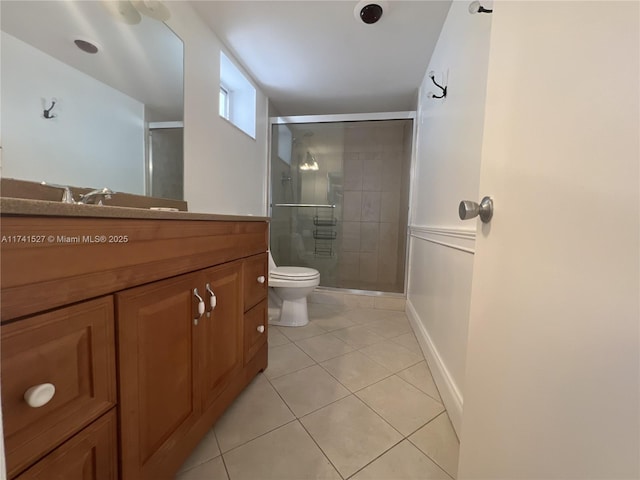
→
(78, 187, 114, 205)
(40, 182, 75, 204)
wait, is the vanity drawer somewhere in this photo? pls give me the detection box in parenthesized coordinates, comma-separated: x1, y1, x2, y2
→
(244, 300, 267, 364)
(243, 253, 268, 311)
(15, 409, 118, 480)
(1, 297, 117, 479)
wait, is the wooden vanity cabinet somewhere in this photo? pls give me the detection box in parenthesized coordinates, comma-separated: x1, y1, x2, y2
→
(116, 261, 248, 479)
(1, 215, 269, 480)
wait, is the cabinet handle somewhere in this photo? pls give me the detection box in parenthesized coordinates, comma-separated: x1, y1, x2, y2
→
(205, 283, 217, 311)
(256, 325, 265, 333)
(24, 383, 56, 408)
(193, 288, 205, 325)
(257, 275, 266, 284)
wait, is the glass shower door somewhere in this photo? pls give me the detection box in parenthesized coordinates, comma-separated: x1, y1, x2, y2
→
(270, 119, 412, 294)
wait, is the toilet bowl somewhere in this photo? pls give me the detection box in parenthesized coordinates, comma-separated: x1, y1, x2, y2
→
(268, 252, 320, 327)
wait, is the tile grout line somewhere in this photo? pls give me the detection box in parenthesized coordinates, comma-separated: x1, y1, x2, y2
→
(268, 332, 413, 480)
(395, 361, 444, 404)
(405, 411, 457, 480)
(297, 419, 347, 480)
(265, 346, 348, 480)
(253, 308, 456, 479)
(314, 351, 395, 395)
(212, 429, 232, 480)
(218, 417, 299, 457)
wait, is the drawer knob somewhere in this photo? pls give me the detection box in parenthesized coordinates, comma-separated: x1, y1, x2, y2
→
(257, 275, 266, 284)
(256, 325, 265, 333)
(24, 383, 56, 408)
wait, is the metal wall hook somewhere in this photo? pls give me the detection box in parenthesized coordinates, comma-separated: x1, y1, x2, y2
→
(427, 71, 447, 99)
(43, 100, 57, 119)
(469, 1, 493, 14)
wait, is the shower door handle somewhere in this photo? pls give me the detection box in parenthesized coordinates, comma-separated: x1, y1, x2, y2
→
(272, 203, 336, 208)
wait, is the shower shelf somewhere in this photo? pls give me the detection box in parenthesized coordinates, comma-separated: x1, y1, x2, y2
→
(314, 241, 335, 257)
(313, 230, 337, 240)
(313, 216, 337, 227)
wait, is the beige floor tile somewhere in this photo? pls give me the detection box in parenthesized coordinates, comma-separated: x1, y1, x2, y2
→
(268, 326, 291, 347)
(265, 343, 316, 379)
(214, 374, 294, 452)
(410, 413, 460, 478)
(364, 318, 412, 339)
(308, 302, 349, 318)
(397, 361, 442, 402)
(177, 429, 220, 473)
(344, 294, 375, 309)
(271, 365, 350, 417)
(356, 376, 445, 436)
(175, 456, 228, 480)
(223, 421, 341, 480)
(384, 310, 411, 322)
(278, 322, 327, 341)
(373, 296, 406, 311)
(311, 314, 357, 332)
(345, 308, 397, 324)
(351, 440, 450, 479)
(330, 325, 386, 348)
(391, 332, 424, 356)
(300, 396, 402, 478)
(360, 340, 423, 372)
(320, 351, 392, 392)
(308, 292, 346, 307)
(295, 333, 355, 362)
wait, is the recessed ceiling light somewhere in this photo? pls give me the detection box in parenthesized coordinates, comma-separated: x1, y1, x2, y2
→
(74, 39, 99, 54)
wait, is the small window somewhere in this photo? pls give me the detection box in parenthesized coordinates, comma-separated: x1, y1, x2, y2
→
(219, 85, 229, 119)
(219, 51, 256, 138)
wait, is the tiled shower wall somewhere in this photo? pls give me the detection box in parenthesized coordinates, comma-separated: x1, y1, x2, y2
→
(338, 120, 412, 293)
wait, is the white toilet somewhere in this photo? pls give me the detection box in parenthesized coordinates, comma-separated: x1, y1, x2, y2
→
(268, 251, 320, 327)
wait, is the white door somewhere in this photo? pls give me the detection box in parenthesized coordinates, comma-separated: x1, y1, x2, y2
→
(458, 2, 639, 478)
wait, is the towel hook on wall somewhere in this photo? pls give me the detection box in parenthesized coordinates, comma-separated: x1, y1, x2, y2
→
(43, 99, 57, 119)
(427, 72, 447, 99)
(469, 1, 493, 14)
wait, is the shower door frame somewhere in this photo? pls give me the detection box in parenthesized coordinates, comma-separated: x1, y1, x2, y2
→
(267, 111, 418, 297)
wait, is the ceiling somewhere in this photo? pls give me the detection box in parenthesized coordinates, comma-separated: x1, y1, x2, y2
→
(191, 0, 452, 116)
(1, 1, 183, 121)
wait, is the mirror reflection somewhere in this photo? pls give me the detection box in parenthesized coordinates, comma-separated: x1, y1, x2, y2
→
(0, 0, 184, 199)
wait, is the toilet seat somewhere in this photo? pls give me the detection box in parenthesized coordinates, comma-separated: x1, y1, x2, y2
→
(270, 266, 320, 281)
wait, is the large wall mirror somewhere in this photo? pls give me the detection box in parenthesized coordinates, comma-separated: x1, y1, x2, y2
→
(0, 0, 184, 200)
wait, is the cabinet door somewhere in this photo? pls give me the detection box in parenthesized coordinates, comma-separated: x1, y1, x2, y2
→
(1, 297, 116, 479)
(116, 273, 200, 480)
(15, 410, 118, 480)
(200, 262, 243, 410)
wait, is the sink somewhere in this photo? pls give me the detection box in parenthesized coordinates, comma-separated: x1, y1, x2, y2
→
(1, 178, 188, 211)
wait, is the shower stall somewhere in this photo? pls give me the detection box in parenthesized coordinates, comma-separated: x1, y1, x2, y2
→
(269, 114, 414, 294)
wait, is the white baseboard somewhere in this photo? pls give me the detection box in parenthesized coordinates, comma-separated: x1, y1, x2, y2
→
(406, 299, 463, 436)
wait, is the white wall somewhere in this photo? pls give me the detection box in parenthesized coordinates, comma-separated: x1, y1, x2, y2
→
(166, 4, 268, 216)
(1, 32, 145, 194)
(406, 0, 492, 434)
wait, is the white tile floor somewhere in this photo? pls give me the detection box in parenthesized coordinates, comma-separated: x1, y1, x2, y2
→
(176, 303, 460, 480)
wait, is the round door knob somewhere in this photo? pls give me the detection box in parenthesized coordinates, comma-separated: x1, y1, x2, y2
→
(256, 325, 265, 333)
(257, 275, 266, 284)
(459, 196, 493, 223)
(24, 383, 56, 408)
